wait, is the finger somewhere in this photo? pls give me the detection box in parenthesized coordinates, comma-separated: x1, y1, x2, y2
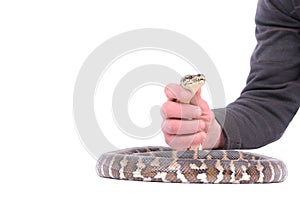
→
(161, 119, 206, 135)
(161, 101, 202, 119)
(190, 90, 211, 117)
(164, 132, 206, 150)
(164, 83, 193, 103)
(190, 89, 204, 106)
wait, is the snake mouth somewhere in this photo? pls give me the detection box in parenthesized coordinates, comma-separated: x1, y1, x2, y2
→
(196, 74, 206, 81)
(197, 77, 205, 82)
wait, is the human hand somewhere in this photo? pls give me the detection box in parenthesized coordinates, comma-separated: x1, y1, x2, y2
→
(161, 83, 224, 150)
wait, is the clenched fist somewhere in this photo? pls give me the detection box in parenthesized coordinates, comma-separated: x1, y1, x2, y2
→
(161, 83, 225, 150)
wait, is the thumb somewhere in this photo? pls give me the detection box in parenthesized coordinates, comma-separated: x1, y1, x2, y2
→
(190, 88, 211, 117)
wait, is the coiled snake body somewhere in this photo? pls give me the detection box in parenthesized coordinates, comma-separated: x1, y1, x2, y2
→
(96, 74, 288, 183)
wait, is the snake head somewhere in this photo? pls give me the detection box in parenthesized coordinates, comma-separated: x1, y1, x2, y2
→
(180, 74, 206, 95)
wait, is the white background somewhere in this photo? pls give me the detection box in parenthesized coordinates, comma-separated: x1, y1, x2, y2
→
(1, 0, 299, 199)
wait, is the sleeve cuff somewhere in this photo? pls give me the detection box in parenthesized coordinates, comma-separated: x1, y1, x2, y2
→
(212, 108, 242, 149)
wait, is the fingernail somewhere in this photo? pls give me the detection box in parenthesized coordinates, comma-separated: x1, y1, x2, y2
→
(194, 107, 201, 116)
(199, 120, 206, 130)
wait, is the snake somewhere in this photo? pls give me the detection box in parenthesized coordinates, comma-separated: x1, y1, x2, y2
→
(96, 74, 288, 184)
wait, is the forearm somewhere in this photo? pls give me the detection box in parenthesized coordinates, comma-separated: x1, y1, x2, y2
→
(214, 0, 300, 149)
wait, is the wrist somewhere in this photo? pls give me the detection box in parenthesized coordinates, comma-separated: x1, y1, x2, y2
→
(214, 131, 225, 149)
(210, 118, 226, 149)
(202, 117, 225, 149)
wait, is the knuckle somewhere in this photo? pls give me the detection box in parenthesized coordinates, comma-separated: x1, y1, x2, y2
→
(160, 104, 167, 118)
(162, 101, 170, 111)
(161, 101, 173, 118)
(191, 132, 205, 146)
(161, 120, 179, 134)
(164, 134, 173, 145)
(161, 120, 170, 133)
(166, 120, 178, 133)
(165, 84, 177, 98)
(195, 120, 204, 132)
(161, 120, 167, 132)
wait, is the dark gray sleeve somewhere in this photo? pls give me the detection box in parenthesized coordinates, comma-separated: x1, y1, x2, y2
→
(213, 0, 300, 149)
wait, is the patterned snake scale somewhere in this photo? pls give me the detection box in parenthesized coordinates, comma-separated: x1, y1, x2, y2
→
(96, 74, 288, 183)
(96, 146, 287, 183)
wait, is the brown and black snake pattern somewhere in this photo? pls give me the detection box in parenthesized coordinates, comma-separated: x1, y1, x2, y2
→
(97, 146, 287, 183)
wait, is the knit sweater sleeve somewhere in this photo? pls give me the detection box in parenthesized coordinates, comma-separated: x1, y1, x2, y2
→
(213, 0, 300, 149)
